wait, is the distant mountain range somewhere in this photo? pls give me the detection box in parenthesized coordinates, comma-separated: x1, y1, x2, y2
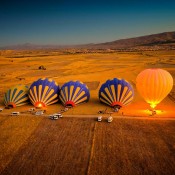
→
(1, 31, 175, 50)
(90, 31, 175, 50)
(0, 43, 72, 50)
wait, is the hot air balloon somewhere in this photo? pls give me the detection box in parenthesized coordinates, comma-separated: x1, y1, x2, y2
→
(59, 81, 90, 107)
(99, 78, 134, 109)
(4, 85, 29, 108)
(136, 68, 173, 109)
(29, 78, 60, 108)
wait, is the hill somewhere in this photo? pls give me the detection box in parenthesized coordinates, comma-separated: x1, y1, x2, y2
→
(89, 31, 175, 50)
(0, 31, 175, 50)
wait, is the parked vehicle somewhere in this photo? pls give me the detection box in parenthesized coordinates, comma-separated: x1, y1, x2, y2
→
(35, 111, 44, 116)
(107, 116, 113, 123)
(50, 115, 59, 120)
(97, 116, 102, 122)
(53, 113, 63, 118)
(11, 112, 20, 116)
(49, 113, 63, 120)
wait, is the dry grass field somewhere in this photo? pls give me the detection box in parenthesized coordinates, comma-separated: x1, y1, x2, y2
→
(0, 50, 175, 174)
(0, 116, 42, 173)
(0, 50, 175, 116)
(1, 117, 94, 175)
(88, 118, 175, 175)
(0, 117, 175, 175)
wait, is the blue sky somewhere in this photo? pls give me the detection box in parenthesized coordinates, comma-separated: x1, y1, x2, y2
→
(0, 0, 175, 46)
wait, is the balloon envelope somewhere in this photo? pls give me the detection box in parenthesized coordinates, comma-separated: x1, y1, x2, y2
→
(59, 81, 90, 107)
(136, 68, 173, 108)
(4, 85, 29, 108)
(99, 78, 134, 108)
(29, 78, 60, 107)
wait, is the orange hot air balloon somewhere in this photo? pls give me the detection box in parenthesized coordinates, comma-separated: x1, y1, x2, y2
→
(136, 68, 173, 109)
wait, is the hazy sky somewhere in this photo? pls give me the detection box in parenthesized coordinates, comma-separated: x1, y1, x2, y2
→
(0, 0, 175, 46)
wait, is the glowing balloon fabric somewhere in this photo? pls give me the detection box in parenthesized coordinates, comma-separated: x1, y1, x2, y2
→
(4, 85, 29, 108)
(136, 69, 173, 109)
(29, 78, 60, 107)
(99, 78, 134, 107)
(59, 81, 90, 107)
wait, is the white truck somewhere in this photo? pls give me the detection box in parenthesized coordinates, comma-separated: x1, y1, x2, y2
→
(49, 113, 63, 120)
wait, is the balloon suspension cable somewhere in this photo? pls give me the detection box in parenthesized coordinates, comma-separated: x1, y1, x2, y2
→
(60, 106, 71, 113)
(98, 108, 113, 116)
(98, 108, 107, 114)
(107, 112, 113, 116)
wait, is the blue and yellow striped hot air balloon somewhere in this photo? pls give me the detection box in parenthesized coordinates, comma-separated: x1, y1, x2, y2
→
(59, 81, 90, 107)
(99, 78, 134, 108)
(4, 85, 29, 108)
(29, 78, 60, 108)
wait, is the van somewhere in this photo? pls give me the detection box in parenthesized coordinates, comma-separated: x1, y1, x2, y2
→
(108, 116, 113, 123)
(97, 116, 102, 122)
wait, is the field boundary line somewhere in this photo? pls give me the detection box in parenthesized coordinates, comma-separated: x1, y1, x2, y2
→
(87, 122, 97, 175)
(0, 113, 175, 120)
